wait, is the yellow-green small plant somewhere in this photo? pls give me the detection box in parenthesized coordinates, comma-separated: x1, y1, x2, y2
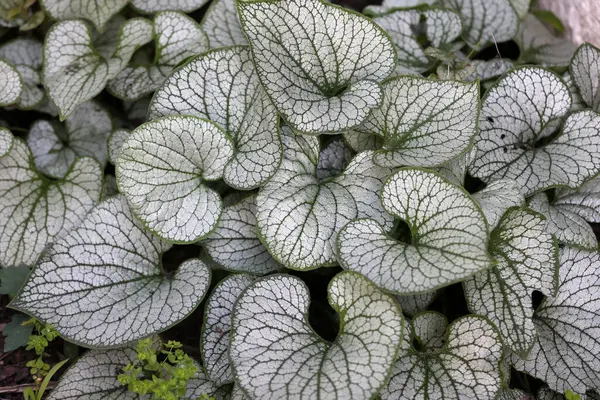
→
(565, 390, 581, 400)
(118, 338, 212, 400)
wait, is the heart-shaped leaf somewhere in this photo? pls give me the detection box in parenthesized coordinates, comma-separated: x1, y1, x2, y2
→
(10, 195, 211, 347)
(0, 38, 44, 109)
(471, 178, 525, 229)
(27, 101, 112, 179)
(201, 274, 255, 387)
(338, 168, 491, 294)
(511, 247, 600, 395)
(108, 11, 209, 101)
(528, 193, 597, 250)
(441, 0, 519, 47)
(570, 43, 600, 112)
(149, 46, 281, 190)
(396, 291, 438, 316)
(0, 59, 21, 106)
(372, 7, 462, 74)
(554, 176, 600, 223)
(257, 128, 393, 270)
(516, 14, 576, 67)
(40, 0, 128, 30)
(470, 67, 600, 196)
(464, 207, 558, 357)
(43, 18, 153, 119)
(0, 137, 102, 268)
(381, 313, 503, 399)
(116, 115, 233, 243)
(230, 271, 404, 400)
(203, 195, 280, 275)
(201, 0, 247, 48)
(130, 0, 211, 13)
(358, 76, 479, 168)
(46, 346, 224, 400)
(237, 0, 396, 133)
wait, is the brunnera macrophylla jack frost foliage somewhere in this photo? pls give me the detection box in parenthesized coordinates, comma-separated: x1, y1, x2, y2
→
(2, 0, 600, 399)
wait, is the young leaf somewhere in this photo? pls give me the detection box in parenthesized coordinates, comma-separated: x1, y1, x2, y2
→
(203, 195, 280, 275)
(512, 247, 600, 395)
(107, 129, 129, 165)
(116, 116, 233, 243)
(464, 207, 558, 357)
(338, 168, 491, 294)
(230, 271, 404, 400)
(0, 126, 13, 158)
(130, 0, 211, 13)
(236, 0, 396, 133)
(10, 195, 211, 348)
(201, 274, 254, 386)
(46, 347, 223, 399)
(516, 14, 576, 67)
(471, 179, 525, 229)
(149, 46, 281, 190)
(464, 59, 515, 82)
(358, 76, 479, 168)
(0, 59, 22, 106)
(570, 43, 600, 112)
(43, 18, 153, 119)
(0, 138, 102, 268)
(528, 193, 597, 250)
(554, 176, 600, 223)
(372, 7, 462, 74)
(40, 0, 128, 31)
(441, 0, 519, 47)
(380, 313, 503, 399)
(27, 101, 112, 179)
(257, 129, 394, 270)
(108, 11, 209, 101)
(0, 38, 44, 109)
(201, 0, 247, 48)
(470, 67, 600, 196)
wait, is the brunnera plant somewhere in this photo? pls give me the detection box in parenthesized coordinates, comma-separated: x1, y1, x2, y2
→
(1, 0, 600, 399)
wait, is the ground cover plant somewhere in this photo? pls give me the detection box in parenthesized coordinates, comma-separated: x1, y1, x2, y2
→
(1, 0, 600, 399)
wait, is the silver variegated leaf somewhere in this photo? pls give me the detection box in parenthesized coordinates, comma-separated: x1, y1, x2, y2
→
(0, 59, 21, 106)
(10, 195, 211, 348)
(364, 0, 436, 14)
(338, 168, 491, 294)
(0, 127, 13, 158)
(528, 193, 597, 250)
(516, 14, 576, 67)
(230, 271, 404, 400)
(0, 38, 44, 109)
(512, 247, 600, 395)
(464, 207, 558, 356)
(108, 11, 209, 101)
(470, 67, 600, 196)
(40, 0, 127, 30)
(471, 179, 525, 229)
(203, 195, 280, 275)
(43, 18, 153, 119)
(358, 76, 479, 168)
(555, 176, 600, 223)
(28, 101, 112, 178)
(237, 0, 396, 133)
(201, 0, 247, 48)
(130, 0, 211, 13)
(0, 138, 102, 268)
(381, 313, 503, 400)
(372, 7, 462, 74)
(201, 274, 255, 386)
(107, 129, 129, 165)
(257, 129, 394, 270)
(441, 0, 519, 47)
(570, 43, 600, 112)
(396, 291, 437, 316)
(149, 46, 281, 190)
(116, 116, 233, 243)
